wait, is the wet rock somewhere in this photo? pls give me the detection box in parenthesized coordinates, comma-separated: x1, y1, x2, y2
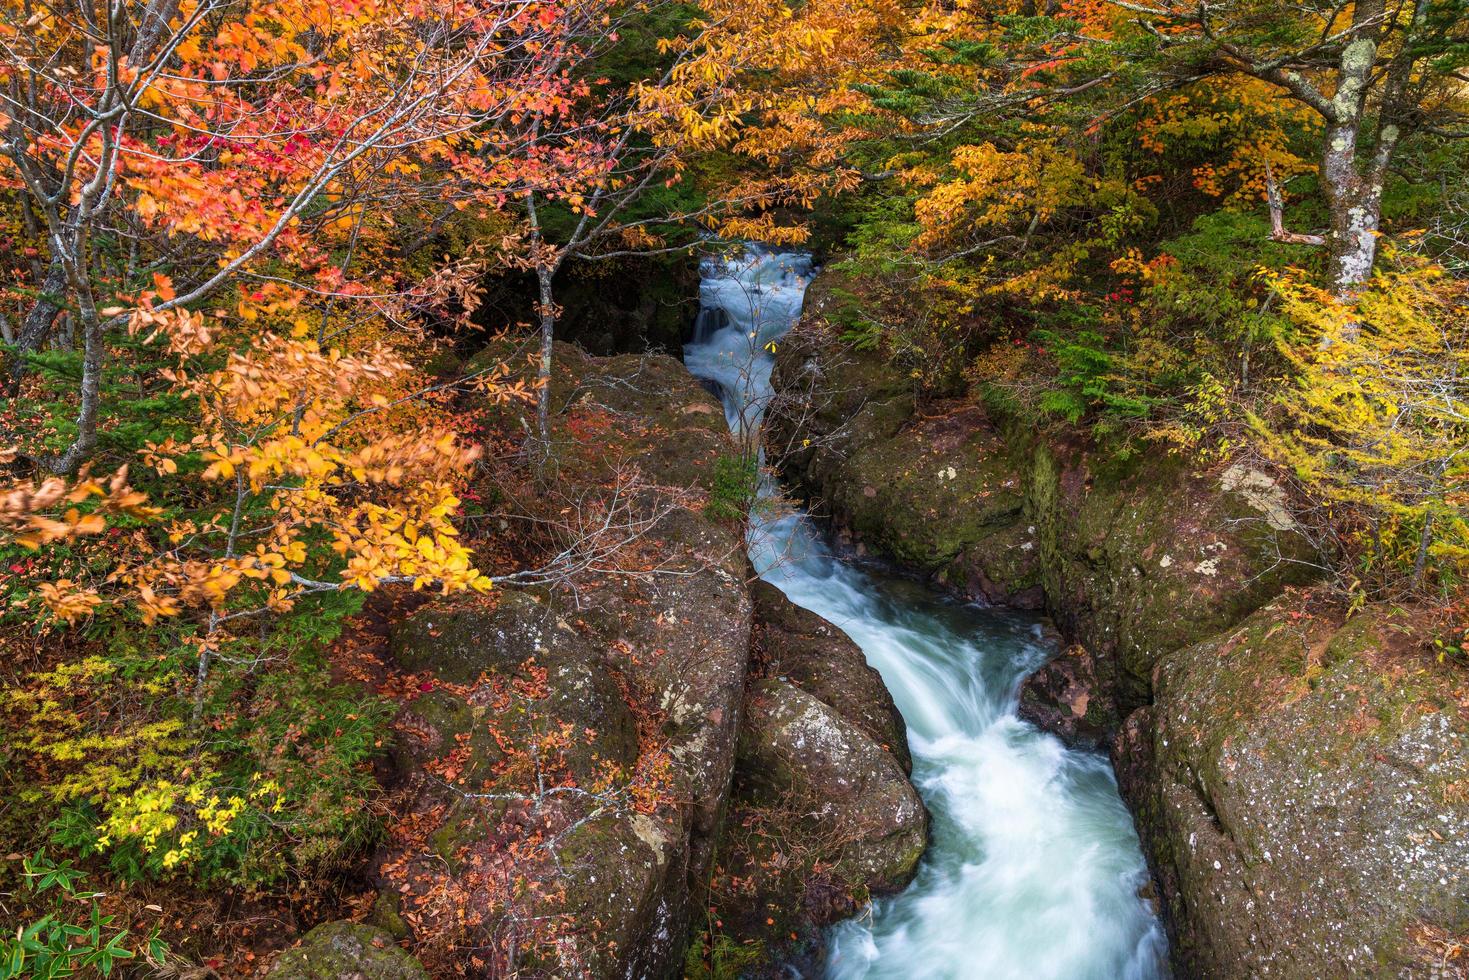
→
(270, 922, 426, 979)
(738, 678, 926, 890)
(710, 676, 927, 968)
(751, 580, 912, 772)
(1017, 643, 1118, 749)
(1115, 601, 1469, 977)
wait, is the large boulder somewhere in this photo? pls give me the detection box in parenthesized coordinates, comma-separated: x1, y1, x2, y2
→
(698, 585, 925, 974)
(750, 580, 911, 772)
(365, 347, 754, 979)
(389, 590, 640, 788)
(738, 678, 926, 888)
(270, 922, 427, 980)
(1115, 600, 1469, 977)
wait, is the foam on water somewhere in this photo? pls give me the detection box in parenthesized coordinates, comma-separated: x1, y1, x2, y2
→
(684, 247, 1169, 980)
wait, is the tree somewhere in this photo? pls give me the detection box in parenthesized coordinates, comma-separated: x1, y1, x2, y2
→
(512, 0, 888, 446)
(1253, 254, 1469, 596)
(1101, 0, 1469, 295)
(0, 0, 611, 472)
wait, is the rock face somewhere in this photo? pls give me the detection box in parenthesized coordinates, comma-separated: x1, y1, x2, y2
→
(1015, 643, 1117, 749)
(383, 584, 743, 980)
(750, 580, 911, 772)
(738, 678, 926, 887)
(279, 344, 927, 980)
(270, 922, 427, 980)
(764, 267, 1469, 978)
(766, 277, 1312, 722)
(1115, 601, 1469, 978)
(367, 348, 753, 980)
(710, 584, 926, 970)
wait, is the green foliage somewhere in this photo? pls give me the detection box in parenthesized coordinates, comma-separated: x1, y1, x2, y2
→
(16, 330, 197, 464)
(707, 452, 759, 522)
(0, 853, 167, 979)
(2, 591, 391, 889)
(1031, 329, 1153, 424)
(824, 287, 885, 351)
(682, 927, 767, 980)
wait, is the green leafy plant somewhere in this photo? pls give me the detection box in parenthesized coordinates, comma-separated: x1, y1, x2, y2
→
(0, 852, 166, 979)
(707, 452, 760, 522)
(1032, 329, 1154, 424)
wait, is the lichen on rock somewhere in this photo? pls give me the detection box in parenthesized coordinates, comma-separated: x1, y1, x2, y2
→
(1114, 601, 1469, 978)
(708, 584, 926, 971)
(270, 922, 427, 980)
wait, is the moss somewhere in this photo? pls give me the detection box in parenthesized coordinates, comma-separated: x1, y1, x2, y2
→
(270, 922, 426, 979)
(1129, 602, 1469, 977)
(407, 689, 476, 739)
(368, 892, 411, 942)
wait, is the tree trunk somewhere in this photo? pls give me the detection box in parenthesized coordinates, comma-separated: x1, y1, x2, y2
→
(1321, 141, 1381, 297)
(535, 265, 556, 447)
(1319, 35, 1382, 301)
(46, 319, 102, 474)
(6, 259, 68, 394)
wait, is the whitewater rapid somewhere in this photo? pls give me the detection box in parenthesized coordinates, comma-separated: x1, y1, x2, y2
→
(684, 248, 1169, 980)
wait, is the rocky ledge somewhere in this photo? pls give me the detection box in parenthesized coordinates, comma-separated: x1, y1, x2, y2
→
(1117, 599, 1469, 977)
(270, 345, 922, 978)
(706, 582, 926, 972)
(766, 277, 1313, 723)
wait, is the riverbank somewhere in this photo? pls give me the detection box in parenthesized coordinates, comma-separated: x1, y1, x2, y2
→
(765, 265, 1469, 978)
(689, 249, 1167, 978)
(268, 307, 928, 975)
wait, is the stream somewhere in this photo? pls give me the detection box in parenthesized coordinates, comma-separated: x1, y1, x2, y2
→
(683, 248, 1170, 980)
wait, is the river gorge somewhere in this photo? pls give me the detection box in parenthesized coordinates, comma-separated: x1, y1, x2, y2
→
(686, 249, 1169, 979)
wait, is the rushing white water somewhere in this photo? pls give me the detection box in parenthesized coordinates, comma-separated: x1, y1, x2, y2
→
(684, 248, 1169, 980)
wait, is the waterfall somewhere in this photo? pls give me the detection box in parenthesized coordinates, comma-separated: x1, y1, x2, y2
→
(683, 247, 1169, 980)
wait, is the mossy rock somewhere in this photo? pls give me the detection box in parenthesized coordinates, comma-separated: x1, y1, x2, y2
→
(711, 677, 927, 968)
(1016, 643, 1119, 748)
(542, 655, 641, 777)
(367, 892, 411, 943)
(737, 678, 927, 889)
(392, 595, 638, 790)
(389, 590, 587, 684)
(269, 922, 426, 979)
(1116, 600, 1469, 978)
(751, 580, 912, 772)
(823, 406, 1026, 572)
(537, 807, 690, 977)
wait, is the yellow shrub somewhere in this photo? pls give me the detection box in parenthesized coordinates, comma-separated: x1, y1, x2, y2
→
(1253, 256, 1469, 596)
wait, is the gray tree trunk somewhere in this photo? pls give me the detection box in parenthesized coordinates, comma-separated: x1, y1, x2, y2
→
(6, 259, 68, 394)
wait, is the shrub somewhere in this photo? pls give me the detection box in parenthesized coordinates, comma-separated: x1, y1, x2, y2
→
(1252, 256, 1469, 599)
(4, 593, 393, 889)
(707, 452, 760, 522)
